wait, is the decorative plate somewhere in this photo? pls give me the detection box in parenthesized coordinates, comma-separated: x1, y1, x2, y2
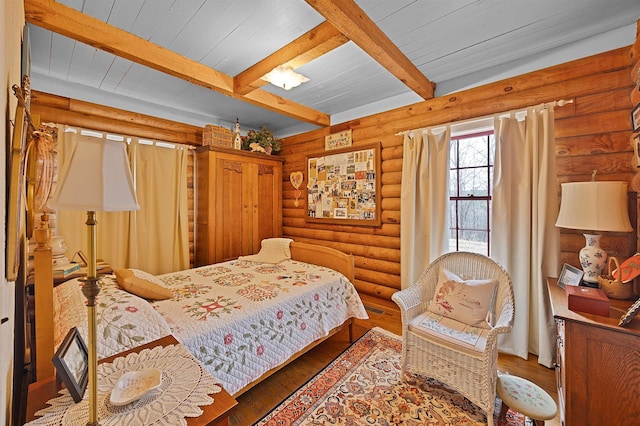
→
(110, 368, 162, 406)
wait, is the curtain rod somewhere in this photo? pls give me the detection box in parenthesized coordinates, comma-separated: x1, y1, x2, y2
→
(395, 98, 574, 136)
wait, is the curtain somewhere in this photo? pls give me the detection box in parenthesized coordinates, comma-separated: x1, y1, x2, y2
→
(400, 128, 450, 289)
(491, 104, 560, 367)
(55, 128, 190, 275)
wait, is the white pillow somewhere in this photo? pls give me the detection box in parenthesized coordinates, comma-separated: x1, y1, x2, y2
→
(238, 238, 293, 263)
(427, 267, 497, 329)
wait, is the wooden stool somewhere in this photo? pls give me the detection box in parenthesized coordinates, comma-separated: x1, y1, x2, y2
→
(496, 374, 557, 426)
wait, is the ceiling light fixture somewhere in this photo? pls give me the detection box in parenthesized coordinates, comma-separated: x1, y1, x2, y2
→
(262, 65, 309, 90)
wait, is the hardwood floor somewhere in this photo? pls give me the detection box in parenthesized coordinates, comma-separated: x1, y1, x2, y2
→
(232, 296, 560, 425)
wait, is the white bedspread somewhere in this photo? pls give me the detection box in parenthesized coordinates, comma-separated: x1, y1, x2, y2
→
(153, 259, 368, 394)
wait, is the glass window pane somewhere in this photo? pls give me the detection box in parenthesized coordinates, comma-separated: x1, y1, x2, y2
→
(449, 170, 458, 196)
(458, 168, 489, 196)
(458, 200, 488, 231)
(450, 139, 458, 168)
(459, 230, 489, 255)
(458, 136, 489, 168)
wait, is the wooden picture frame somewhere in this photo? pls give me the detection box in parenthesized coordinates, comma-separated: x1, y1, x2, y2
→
(619, 298, 640, 327)
(52, 327, 89, 403)
(632, 103, 640, 132)
(557, 263, 583, 289)
(306, 142, 381, 226)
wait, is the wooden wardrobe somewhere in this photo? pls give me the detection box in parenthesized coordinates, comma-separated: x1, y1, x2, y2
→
(195, 146, 283, 266)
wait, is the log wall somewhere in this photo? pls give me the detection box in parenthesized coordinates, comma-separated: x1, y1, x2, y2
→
(280, 45, 637, 301)
(28, 39, 639, 303)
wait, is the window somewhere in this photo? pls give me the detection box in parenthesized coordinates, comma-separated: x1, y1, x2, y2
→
(449, 131, 495, 256)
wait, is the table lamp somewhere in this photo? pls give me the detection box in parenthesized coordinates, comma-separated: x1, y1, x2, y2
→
(555, 180, 632, 285)
(49, 137, 139, 425)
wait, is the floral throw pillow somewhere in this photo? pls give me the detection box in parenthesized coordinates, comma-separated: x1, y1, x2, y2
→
(427, 267, 497, 329)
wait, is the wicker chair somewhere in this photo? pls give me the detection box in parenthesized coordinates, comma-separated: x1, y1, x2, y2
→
(392, 252, 515, 426)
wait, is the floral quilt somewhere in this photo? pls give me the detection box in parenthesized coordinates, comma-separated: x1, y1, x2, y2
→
(152, 259, 368, 394)
(53, 277, 173, 358)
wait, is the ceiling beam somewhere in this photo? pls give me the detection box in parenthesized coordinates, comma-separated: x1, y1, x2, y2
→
(304, 0, 435, 100)
(24, 0, 330, 127)
(234, 21, 349, 95)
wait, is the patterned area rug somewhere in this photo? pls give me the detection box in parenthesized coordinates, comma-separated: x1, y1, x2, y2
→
(256, 327, 529, 425)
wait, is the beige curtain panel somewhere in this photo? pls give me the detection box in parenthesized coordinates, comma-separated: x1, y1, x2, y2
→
(54, 127, 190, 275)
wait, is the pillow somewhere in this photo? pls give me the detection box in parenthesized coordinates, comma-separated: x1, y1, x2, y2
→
(113, 268, 173, 300)
(238, 238, 293, 263)
(427, 267, 497, 329)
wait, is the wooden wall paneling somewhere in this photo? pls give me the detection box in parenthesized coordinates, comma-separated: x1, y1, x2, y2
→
(28, 40, 640, 304)
(31, 91, 202, 146)
(280, 45, 637, 302)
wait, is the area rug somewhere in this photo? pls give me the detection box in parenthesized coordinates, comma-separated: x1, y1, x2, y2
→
(255, 327, 529, 425)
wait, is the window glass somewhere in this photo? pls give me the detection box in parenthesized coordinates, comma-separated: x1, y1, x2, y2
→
(448, 131, 494, 255)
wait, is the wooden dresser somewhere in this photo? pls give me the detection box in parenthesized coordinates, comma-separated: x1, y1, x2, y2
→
(195, 146, 283, 266)
(547, 279, 640, 425)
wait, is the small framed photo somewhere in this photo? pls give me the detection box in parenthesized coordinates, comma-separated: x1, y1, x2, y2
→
(558, 263, 583, 289)
(619, 298, 640, 327)
(632, 103, 640, 132)
(634, 134, 640, 168)
(52, 327, 89, 402)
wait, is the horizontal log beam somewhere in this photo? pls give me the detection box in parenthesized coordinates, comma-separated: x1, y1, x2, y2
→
(304, 0, 434, 99)
(234, 21, 348, 95)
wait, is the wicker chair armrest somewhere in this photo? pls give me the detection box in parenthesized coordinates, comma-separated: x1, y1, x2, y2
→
(485, 303, 514, 346)
(392, 286, 427, 323)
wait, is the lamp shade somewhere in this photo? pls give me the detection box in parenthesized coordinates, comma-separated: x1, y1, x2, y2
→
(555, 181, 632, 232)
(49, 137, 140, 212)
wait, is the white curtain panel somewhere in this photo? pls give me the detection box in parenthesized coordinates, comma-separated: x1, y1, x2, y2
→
(56, 129, 190, 275)
(400, 128, 450, 289)
(491, 105, 560, 367)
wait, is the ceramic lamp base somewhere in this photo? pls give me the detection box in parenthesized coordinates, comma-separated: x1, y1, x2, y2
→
(579, 233, 607, 284)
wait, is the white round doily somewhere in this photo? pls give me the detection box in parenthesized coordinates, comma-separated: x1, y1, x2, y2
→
(28, 344, 221, 426)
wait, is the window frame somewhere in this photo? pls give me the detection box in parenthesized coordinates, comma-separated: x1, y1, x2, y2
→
(448, 130, 494, 255)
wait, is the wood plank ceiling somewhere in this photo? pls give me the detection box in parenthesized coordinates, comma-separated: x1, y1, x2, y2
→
(24, 0, 640, 136)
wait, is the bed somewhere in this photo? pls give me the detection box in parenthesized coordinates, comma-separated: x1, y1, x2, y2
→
(31, 239, 368, 396)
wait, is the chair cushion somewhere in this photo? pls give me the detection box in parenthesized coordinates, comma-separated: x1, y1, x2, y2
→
(113, 268, 173, 300)
(427, 267, 497, 328)
(408, 311, 489, 352)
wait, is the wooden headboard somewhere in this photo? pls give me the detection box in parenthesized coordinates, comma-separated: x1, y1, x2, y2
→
(290, 241, 354, 282)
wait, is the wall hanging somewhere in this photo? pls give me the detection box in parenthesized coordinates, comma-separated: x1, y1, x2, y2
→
(306, 142, 381, 226)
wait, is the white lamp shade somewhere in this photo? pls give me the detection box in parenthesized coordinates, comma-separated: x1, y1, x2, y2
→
(555, 181, 632, 232)
(49, 137, 140, 212)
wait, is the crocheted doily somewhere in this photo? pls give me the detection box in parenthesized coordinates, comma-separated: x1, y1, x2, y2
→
(27, 344, 222, 426)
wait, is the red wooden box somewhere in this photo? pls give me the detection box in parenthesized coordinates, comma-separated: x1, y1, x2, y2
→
(566, 286, 610, 317)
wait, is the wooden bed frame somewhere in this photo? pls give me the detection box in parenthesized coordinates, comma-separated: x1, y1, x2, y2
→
(31, 235, 356, 397)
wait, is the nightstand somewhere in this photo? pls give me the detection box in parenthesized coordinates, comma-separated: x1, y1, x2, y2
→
(25, 335, 237, 426)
